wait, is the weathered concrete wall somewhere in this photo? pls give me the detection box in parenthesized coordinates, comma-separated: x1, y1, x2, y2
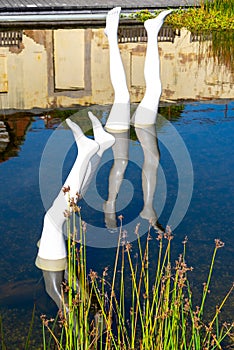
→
(0, 31, 49, 109)
(160, 28, 234, 100)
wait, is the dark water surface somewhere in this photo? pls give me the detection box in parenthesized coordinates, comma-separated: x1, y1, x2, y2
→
(0, 101, 233, 348)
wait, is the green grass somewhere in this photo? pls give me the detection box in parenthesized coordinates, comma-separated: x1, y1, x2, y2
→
(40, 195, 234, 350)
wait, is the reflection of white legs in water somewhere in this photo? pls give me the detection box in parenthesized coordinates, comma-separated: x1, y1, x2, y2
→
(42, 270, 65, 309)
(104, 7, 130, 132)
(103, 131, 129, 229)
(132, 10, 173, 126)
(135, 125, 162, 230)
(132, 12, 172, 230)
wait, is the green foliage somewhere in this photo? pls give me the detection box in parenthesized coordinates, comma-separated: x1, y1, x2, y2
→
(130, 0, 234, 31)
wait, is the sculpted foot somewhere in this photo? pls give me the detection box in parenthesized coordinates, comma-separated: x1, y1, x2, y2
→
(88, 112, 115, 156)
(104, 7, 121, 38)
(103, 200, 117, 230)
(65, 118, 99, 198)
(66, 118, 99, 161)
(144, 9, 173, 34)
(140, 208, 164, 232)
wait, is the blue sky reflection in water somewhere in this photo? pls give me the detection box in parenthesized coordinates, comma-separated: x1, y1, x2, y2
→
(0, 101, 233, 339)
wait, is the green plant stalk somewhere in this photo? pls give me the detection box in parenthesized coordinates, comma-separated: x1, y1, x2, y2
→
(182, 247, 199, 350)
(81, 218, 90, 350)
(91, 280, 118, 349)
(78, 216, 84, 349)
(126, 248, 145, 340)
(163, 265, 172, 349)
(72, 223, 79, 350)
(132, 232, 145, 343)
(43, 323, 63, 350)
(180, 302, 188, 350)
(42, 322, 46, 350)
(117, 245, 125, 346)
(99, 276, 105, 350)
(111, 293, 131, 348)
(211, 324, 234, 350)
(46, 312, 60, 349)
(65, 211, 74, 348)
(134, 232, 152, 346)
(24, 304, 36, 350)
(142, 236, 150, 348)
(149, 239, 172, 344)
(199, 246, 218, 318)
(180, 256, 200, 349)
(171, 270, 180, 348)
(60, 287, 69, 348)
(149, 237, 169, 322)
(105, 219, 122, 347)
(99, 246, 130, 348)
(59, 325, 65, 349)
(130, 255, 139, 349)
(162, 236, 172, 348)
(202, 282, 234, 347)
(180, 249, 190, 349)
(148, 238, 164, 335)
(215, 314, 220, 343)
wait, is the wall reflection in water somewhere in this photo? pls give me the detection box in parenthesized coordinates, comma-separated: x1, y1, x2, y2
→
(0, 26, 233, 111)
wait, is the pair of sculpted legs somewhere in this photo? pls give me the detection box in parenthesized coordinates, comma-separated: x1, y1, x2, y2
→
(36, 7, 172, 309)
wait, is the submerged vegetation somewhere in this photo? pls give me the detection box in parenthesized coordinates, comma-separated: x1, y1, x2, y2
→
(35, 194, 233, 350)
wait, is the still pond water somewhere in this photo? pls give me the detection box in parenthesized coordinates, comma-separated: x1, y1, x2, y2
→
(0, 25, 233, 348)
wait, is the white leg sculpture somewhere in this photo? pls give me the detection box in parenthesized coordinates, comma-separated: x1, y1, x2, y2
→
(88, 111, 115, 157)
(36, 120, 99, 271)
(104, 7, 130, 132)
(77, 112, 115, 196)
(36, 115, 114, 271)
(36, 113, 114, 316)
(131, 10, 173, 127)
